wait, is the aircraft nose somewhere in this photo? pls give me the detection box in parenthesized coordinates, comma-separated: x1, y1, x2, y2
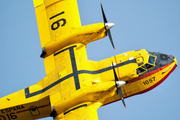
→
(154, 52, 177, 67)
(174, 57, 178, 66)
(169, 55, 177, 66)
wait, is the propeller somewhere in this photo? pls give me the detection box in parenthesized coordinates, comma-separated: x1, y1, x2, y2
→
(112, 63, 127, 108)
(100, 3, 115, 50)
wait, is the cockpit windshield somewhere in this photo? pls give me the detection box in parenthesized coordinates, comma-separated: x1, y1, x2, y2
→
(136, 51, 156, 75)
(148, 56, 156, 65)
(147, 50, 154, 56)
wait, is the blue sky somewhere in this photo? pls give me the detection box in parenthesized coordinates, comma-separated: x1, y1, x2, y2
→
(0, 0, 180, 120)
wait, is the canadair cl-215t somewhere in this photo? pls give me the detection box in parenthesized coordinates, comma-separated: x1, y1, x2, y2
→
(0, 0, 177, 120)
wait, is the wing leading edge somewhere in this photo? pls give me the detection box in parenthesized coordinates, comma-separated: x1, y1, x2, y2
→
(33, 0, 107, 74)
(32, 1, 107, 120)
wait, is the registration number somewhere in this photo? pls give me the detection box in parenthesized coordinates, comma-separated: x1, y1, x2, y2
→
(143, 77, 155, 85)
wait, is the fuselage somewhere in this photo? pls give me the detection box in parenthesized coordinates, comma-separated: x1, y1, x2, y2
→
(0, 0, 177, 119)
(0, 44, 177, 116)
(99, 48, 177, 106)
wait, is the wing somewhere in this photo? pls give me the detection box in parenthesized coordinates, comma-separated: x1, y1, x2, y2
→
(54, 102, 101, 120)
(33, 0, 107, 75)
(33, 0, 81, 48)
(33, 0, 83, 74)
(33, 0, 81, 74)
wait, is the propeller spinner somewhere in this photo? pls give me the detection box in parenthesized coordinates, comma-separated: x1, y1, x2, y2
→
(100, 3, 115, 49)
(112, 63, 127, 108)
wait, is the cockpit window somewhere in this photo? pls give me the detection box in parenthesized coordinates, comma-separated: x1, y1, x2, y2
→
(137, 63, 154, 74)
(148, 56, 156, 65)
(137, 67, 146, 74)
(136, 51, 156, 75)
(147, 50, 154, 56)
(142, 64, 153, 69)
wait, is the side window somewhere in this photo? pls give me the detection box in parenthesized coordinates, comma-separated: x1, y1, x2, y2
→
(136, 67, 146, 74)
(148, 56, 155, 65)
(136, 63, 154, 75)
(142, 64, 153, 69)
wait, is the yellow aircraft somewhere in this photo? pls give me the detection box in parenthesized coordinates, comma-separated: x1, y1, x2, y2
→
(0, 0, 177, 120)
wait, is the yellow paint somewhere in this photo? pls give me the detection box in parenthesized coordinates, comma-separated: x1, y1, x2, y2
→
(33, 0, 44, 7)
(0, 0, 177, 120)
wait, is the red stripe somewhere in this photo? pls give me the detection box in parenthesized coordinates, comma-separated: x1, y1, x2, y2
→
(114, 56, 127, 97)
(130, 64, 177, 96)
(127, 63, 173, 84)
(114, 56, 121, 80)
(104, 63, 177, 106)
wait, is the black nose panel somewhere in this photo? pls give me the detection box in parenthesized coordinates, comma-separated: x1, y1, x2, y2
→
(160, 54, 168, 60)
(154, 52, 174, 67)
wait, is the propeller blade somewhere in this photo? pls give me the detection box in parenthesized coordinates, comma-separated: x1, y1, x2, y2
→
(112, 63, 126, 108)
(100, 3, 115, 49)
(100, 3, 108, 23)
(112, 63, 118, 81)
(107, 29, 115, 49)
(117, 87, 126, 108)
